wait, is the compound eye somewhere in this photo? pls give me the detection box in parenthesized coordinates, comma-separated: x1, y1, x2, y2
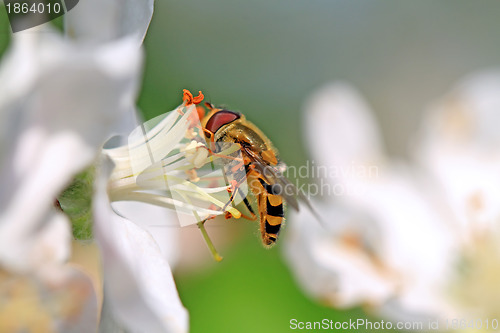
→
(205, 110, 241, 134)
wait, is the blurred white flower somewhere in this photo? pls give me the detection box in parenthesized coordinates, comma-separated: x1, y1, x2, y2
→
(414, 71, 500, 320)
(285, 72, 500, 323)
(0, 28, 138, 332)
(0, 0, 190, 332)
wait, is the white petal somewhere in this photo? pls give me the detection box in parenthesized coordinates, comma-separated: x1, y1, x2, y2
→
(0, 32, 142, 272)
(414, 70, 500, 235)
(0, 209, 71, 273)
(344, 162, 458, 315)
(304, 83, 385, 187)
(458, 70, 500, 146)
(418, 70, 500, 148)
(351, 167, 457, 315)
(112, 200, 180, 268)
(94, 158, 188, 333)
(65, 0, 154, 45)
(0, 32, 142, 186)
(285, 201, 394, 307)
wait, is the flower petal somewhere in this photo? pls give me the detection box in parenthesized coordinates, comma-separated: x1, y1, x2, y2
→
(111, 200, 180, 268)
(304, 83, 385, 187)
(65, 0, 154, 45)
(414, 70, 500, 235)
(284, 202, 395, 308)
(0, 209, 71, 273)
(94, 158, 188, 333)
(351, 168, 457, 316)
(0, 31, 142, 272)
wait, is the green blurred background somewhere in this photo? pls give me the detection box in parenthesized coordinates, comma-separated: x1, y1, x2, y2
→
(2, 1, 500, 332)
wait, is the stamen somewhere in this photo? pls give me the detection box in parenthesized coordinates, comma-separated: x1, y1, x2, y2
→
(197, 221, 223, 262)
(183, 89, 204, 105)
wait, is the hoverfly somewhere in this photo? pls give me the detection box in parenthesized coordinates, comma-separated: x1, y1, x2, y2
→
(194, 94, 303, 247)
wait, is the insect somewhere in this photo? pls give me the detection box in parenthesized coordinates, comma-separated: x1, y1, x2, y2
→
(200, 102, 301, 247)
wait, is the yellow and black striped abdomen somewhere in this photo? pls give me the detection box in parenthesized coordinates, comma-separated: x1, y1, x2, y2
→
(251, 173, 285, 247)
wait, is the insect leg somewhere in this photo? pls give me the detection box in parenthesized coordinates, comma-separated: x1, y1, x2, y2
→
(239, 195, 257, 221)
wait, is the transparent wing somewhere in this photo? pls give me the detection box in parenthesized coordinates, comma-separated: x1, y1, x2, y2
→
(241, 146, 301, 210)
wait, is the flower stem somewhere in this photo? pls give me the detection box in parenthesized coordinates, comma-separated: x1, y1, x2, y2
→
(197, 221, 223, 262)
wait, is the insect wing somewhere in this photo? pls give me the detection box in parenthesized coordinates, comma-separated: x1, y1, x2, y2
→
(242, 146, 300, 211)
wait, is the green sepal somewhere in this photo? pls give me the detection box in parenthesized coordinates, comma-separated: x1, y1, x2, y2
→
(58, 166, 95, 240)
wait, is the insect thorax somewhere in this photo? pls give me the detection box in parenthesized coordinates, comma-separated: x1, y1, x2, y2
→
(215, 121, 272, 156)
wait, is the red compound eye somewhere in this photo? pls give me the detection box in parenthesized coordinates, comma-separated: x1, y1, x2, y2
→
(205, 110, 241, 134)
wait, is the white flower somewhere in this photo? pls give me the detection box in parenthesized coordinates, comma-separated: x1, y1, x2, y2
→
(104, 100, 242, 226)
(284, 74, 500, 323)
(0, 0, 190, 332)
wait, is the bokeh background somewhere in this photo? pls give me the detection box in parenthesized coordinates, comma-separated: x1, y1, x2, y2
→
(2, 1, 500, 332)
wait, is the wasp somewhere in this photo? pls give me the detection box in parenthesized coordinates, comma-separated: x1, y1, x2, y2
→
(198, 98, 302, 247)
